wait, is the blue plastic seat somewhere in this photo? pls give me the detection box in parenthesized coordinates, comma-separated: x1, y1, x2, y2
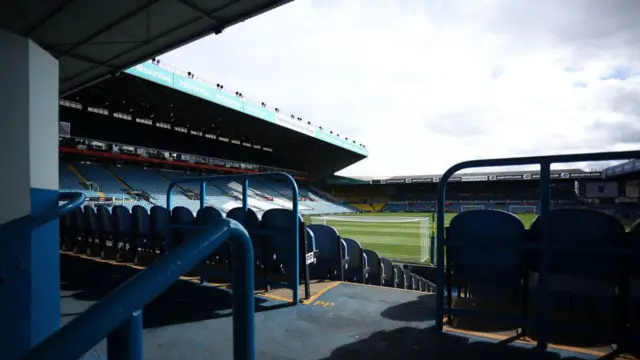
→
(149, 206, 170, 256)
(112, 205, 134, 262)
(171, 206, 196, 248)
(529, 209, 625, 327)
(131, 205, 151, 264)
(363, 249, 382, 286)
(307, 224, 347, 280)
(260, 208, 304, 279)
(96, 205, 115, 260)
(82, 205, 99, 255)
(403, 268, 413, 290)
(393, 264, 404, 288)
(447, 209, 526, 302)
(342, 238, 367, 283)
(380, 257, 394, 287)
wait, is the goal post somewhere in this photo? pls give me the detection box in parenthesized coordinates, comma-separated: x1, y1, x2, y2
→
(508, 205, 537, 214)
(309, 215, 430, 264)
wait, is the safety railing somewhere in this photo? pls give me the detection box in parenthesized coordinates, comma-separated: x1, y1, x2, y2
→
(0, 191, 85, 240)
(166, 172, 301, 304)
(23, 218, 255, 360)
(434, 150, 640, 350)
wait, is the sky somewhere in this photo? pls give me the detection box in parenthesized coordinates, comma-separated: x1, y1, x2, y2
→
(161, 0, 640, 177)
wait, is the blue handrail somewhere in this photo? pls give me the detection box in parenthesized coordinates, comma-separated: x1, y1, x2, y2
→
(23, 218, 255, 360)
(434, 149, 640, 350)
(166, 172, 300, 304)
(0, 191, 85, 240)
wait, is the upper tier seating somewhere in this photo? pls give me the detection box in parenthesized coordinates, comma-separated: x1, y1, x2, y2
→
(60, 162, 355, 218)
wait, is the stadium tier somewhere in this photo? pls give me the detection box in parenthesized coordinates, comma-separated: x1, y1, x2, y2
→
(59, 161, 354, 217)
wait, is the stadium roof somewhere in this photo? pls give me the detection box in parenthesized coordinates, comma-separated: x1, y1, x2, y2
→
(604, 159, 640, 178)
(1, 0, 292, 95)
(62, 62, 368, 177)
(344, 168, 603, 184)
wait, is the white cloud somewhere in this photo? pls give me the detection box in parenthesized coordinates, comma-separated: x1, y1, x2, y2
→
(161, 0, 640, 177)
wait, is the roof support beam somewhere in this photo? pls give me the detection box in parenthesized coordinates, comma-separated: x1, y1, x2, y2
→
(54, 0, 163, 60)
(175, 0, 223, 33)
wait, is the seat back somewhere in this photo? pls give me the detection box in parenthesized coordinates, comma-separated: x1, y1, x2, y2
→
(363, 249, 382, 285)
(112, 205, 132, 238)
(150, 206, 170, 253)
(95, 205, 113, 236)
(83, 206, 98, 237)
(380, 257, 394, 287)
(342, 238, 366, 283)
(261, 208, 304, 276)
(448, 209, 526, 301)
(529, 209, 625, 294)
(307, 224, 346, 280)
(197, 206, 223, 225)
(393, 264, 404, 288)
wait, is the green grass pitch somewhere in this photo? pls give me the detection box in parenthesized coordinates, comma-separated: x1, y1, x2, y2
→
(305, 212, 538, 264)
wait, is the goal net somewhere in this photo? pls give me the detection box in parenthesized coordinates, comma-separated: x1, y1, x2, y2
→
(310, 215, 430, 264)
(508, 205, 537, 214)
(460, 204, 484, 212)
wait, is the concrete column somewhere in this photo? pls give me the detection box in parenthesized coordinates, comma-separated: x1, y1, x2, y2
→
(0, 30, 60, 359)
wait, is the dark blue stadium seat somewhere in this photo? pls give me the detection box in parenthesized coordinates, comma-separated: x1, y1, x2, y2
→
(260, 208, 305, 280)
(131, 205, 151, 265)
(393, 264, 404, 288)
(61, 207, 84, 252)
(342, 238, 367, 283)
(417, 276, 426, 292)
(380, 257, 394, 287)
(307, 224, 347, 281)
(96, 205, 115, 260)
(112, 205, 134, 262)
(447, 209, 526, 302)
(403, 268, 413, 290)
(171, 206, 196, 248)
(197, 206, 223, 223)
(411, 273, 420, 291)
(82, 205, 99, 256)
(529, 209, 625, 328)
(149, 206, 170, 256)
(363, 249, 382, 286)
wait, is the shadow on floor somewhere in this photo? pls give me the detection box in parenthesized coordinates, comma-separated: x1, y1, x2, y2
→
(60, 253, 289, 329)
(320, 326, 604, 360)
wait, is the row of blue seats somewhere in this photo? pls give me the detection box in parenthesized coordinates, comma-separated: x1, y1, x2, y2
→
(446, 208, 640, 336)
(60, 204, 434, 293)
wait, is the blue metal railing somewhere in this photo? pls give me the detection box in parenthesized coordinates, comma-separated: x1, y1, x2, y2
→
(166, 172, 300, 304)
(0, 191, 85, 240)
(435, 150, 640, 350)
(23, 218, 255, 360)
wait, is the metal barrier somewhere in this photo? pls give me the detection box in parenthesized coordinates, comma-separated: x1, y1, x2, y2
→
(23, 218, 255, 360)
(166, 172, 301, 304)
(434, 150, 640, 350)
(0, 191, 85, 239)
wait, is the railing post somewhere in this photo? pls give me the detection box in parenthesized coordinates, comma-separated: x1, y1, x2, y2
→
(200, 181, 206, 210)
(242, 179, 249, 211)
(107, 310, 143, 360)
(229, 229, 256, 360)
(292, 182, 300, 304)
(536, 161, 551, 350)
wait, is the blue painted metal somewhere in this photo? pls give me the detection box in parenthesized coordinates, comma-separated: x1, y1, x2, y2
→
(22, 218, 255, 360)
(107, 310, 143, 360)
(200, 181, 207, 210)
(0, 191, 85, 240)
(242, 178, 249, 211)
(165, 172, 301, 304)
(435, 149, 640, 350)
